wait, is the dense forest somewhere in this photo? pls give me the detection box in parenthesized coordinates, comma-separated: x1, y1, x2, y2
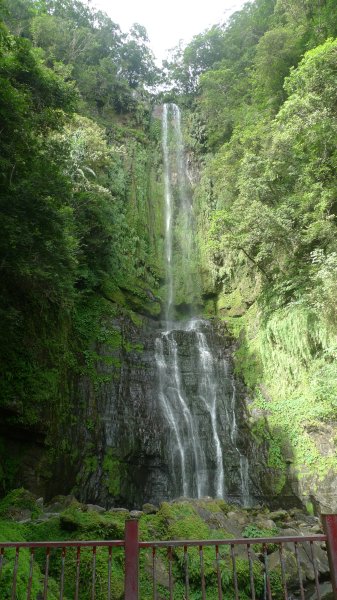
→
(1, 0, 337, 513)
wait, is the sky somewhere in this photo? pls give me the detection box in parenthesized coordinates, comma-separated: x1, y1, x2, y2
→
(92, 0, 248, 63)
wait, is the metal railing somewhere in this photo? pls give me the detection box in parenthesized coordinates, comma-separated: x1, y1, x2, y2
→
(139, 534, 326, 600)
(0, 539, 124, 599)
(0, 514, 336, 599)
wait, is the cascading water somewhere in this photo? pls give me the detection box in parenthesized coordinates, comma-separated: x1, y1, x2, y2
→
(187, 319, 225, 499)
(162, 104, 174, 322)
(155, 330, 207, 498)
(155, 103, 252, 504)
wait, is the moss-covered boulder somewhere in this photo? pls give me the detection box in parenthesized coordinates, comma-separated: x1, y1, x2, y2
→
(0, 488, 42, 520)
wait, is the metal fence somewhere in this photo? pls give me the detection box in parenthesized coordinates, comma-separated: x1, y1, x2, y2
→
(0, 514, 336, 599)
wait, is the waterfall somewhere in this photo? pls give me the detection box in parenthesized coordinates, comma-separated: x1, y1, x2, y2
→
(162, 104, 174, 322)
(187, 319, 224, 498)
(155, 336, 188, 496)
(155, 331, 207, 497)
(155, 103, 251, 503)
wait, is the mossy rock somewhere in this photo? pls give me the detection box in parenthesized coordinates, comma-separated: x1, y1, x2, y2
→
(105, 288, 127, 307)
(142, 503, 158, 515)
(59, 506, 127, 539)
(120, 285, 162, 318)
(217, 288, 246, 315)
(45, 494, 82, 513)
(203, 297, 217, 316)
(103, 450, 128, 496)
(26, 516, 66, 542)
(0, 488, 42, 519)
(195, 498, 230, 514)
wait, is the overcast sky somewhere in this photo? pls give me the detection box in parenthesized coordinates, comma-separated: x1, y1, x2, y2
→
(92, 0, 248, 63)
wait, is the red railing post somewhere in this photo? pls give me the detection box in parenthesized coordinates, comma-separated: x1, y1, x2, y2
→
(322, 514, 337, 600)
(124, 519, 139, 600)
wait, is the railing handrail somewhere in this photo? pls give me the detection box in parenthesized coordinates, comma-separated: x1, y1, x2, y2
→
(0, 533, 326, 549)
(139, 534, 327, 547)
(0, 516, 336, 600)
(0, 540, 125, 548)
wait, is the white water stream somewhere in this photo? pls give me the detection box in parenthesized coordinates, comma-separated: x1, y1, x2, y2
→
(187, 318, 224, 498)
(162, 104, 174, 322)
(156, 103, 251, 503)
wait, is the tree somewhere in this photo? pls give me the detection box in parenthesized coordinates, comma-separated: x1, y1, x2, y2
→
(120, 23, 159, 89)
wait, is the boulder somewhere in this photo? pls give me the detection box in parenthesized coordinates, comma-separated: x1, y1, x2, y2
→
(44, 495, 78, 513)
(142, 503, 159, 515)
(268, 509, 289, 521)
(144, 550, 173, 589)
(309, 582, 333, 600)
(254, 517, 277, 530)
(11, 508, 32, 522)
(130, 510, 143, 519)
(86, 504, 106, 514)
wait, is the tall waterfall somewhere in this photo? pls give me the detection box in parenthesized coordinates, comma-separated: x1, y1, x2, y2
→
(155, 103, 251, 504)
(162, 104, 174, 322)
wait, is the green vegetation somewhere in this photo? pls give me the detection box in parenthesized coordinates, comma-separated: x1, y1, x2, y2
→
(0, 493, 287, 599)
(102, 450, 127, 496)
(242, 523, 279, 552)
(0, 488, 42, 518)
(164, 0, 337, 495)
(0, 520, 48, 599)
(0, 0, 163, 495)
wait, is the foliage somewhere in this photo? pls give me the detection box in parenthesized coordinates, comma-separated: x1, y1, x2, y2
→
(102, 450, 127, 496)
(0, 0, 164, 497)
(0, 520, 47, 599)
(242, 523, 279, 552)
(176, 1, 337, 492)
(0, 488, 41, 518)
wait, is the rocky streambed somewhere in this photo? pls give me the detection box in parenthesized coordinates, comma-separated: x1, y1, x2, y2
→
(0, 489, 333, 599)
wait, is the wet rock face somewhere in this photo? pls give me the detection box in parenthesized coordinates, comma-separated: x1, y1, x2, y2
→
(71, 316, 168, 508)
(71, 316, 273, 509)
(292, 422, 337, 513)
(103, 318, 169, 506)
